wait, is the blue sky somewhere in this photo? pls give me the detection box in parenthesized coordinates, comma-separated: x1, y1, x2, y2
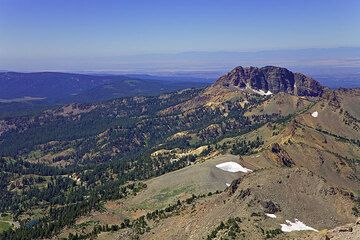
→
(0, 0, 360, 70)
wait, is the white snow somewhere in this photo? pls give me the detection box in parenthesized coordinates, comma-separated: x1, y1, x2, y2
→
(311, 111, 318, 118)
(216, 162, 252, 173)
(252, 89, 273, 96)
(225, 183, 231, 187)
(265, 213, 277, 218)
(280, 219, 318, 232)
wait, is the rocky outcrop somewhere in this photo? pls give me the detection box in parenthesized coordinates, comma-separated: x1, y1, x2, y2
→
(213, 66, 325, 97)
(261, 200, 281, 214)
(271, 143, 295, 167)
(227, 178, 242, 196)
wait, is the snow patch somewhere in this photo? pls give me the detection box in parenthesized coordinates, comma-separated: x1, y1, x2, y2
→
(280, 219, 318, 232)
(311, 111, 318, 118)
(216, 162, 252, 173)
(265, 213, 277, 218)
(252, 89, 273, 96)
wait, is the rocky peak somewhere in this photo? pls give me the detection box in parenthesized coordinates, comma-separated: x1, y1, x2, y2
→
(213, 66, 324, 96)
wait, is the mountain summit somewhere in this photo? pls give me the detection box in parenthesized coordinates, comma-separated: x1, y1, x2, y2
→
(164, 66, 326, 113)
(214, 66, 325, 96)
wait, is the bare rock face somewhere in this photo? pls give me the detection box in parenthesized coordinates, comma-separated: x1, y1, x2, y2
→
(213, 66, 325, 96)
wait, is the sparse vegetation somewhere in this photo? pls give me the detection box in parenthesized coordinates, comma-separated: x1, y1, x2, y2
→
(229, 136, 264, 155)
(207, 217, 242, 240)
(265, 228, 282, 238)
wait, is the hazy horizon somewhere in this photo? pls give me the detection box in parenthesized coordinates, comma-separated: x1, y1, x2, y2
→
(1, 0, 360, 72)
(1, 47, 360, 73)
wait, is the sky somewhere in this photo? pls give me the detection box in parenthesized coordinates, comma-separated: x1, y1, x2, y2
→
(0, 0, 360, 71)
